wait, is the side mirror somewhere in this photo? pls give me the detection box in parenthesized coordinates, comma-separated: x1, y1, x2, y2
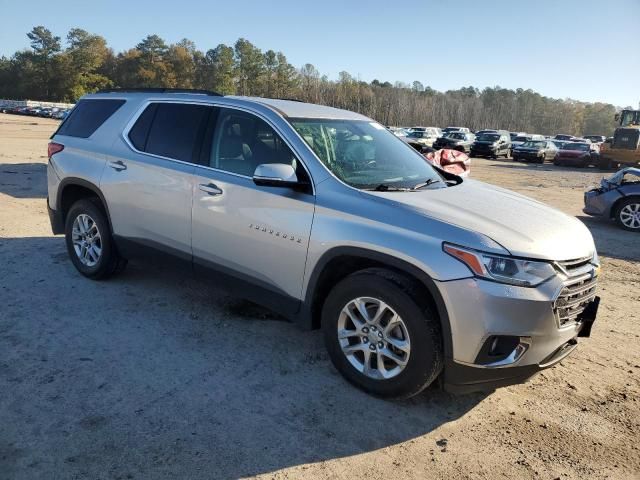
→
(253, 163, 299, 188)
(614, 113, 620, 122)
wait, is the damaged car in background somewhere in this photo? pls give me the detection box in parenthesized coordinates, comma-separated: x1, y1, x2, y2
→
(584, 168, 640, 232)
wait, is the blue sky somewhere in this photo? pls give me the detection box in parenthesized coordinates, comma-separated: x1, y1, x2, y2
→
(1, 0, 638, 107)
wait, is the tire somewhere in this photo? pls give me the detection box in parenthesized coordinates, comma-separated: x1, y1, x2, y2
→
(322, 268, 443, 399)
(64, 199, 127, 279)
(614, 198, 640, 232)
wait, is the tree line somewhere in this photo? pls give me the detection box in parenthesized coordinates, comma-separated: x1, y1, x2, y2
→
(0, 26, 621, 135)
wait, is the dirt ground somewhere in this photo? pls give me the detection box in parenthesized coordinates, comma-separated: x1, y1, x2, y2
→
(0, 114, 638, 480)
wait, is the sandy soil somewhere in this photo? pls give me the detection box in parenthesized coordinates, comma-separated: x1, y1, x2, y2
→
(0, 114, 638, 480)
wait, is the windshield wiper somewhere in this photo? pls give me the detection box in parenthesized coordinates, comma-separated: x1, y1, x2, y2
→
(411, 178, 442, 190)
(369, 183, 412, 192)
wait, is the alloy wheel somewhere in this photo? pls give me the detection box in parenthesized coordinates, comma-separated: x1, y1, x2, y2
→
(337, 297, 411, 380)
(619, 203, 640, 230)
(71, 213, 102, 266)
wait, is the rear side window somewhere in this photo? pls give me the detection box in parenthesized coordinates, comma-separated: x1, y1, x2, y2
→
(128, 103, 157, 151)
(134, 103, 209, 162)
(56, 99, 125, 138)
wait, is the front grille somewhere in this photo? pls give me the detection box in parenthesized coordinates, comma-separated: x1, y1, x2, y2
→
(553, 256, 597, 327)
(557, 256, 591, 272)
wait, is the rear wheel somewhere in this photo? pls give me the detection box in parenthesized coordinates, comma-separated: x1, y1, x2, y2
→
(322, 268, 443, 398)
(64, 199, 127, 279)
(615, 198, 640, 232)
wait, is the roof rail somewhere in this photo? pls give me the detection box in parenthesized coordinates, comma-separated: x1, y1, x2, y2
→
(275, 97, 304, 102)
(97, 88, 223, 97)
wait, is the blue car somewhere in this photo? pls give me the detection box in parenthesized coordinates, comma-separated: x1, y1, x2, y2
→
(584, 168, 640, 232)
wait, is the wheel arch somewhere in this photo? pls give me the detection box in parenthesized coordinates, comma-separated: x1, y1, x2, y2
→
(300, 247, 453, 360)
(57, 178, 113, 231)
(610, 194, 640, 219)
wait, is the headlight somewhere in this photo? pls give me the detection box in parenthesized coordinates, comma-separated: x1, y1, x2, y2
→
(443, 243, 556, 287)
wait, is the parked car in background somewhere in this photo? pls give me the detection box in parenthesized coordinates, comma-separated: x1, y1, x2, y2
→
(554, 134, 575, 141)
(551, 140, 567, 150)
(442, 126, 470, 135)
(512, 140, 558, 163)
(405, 127, 440, 146)
(470, 131, 511, 158)
(433, 131, 475, 152)
(584, 167, 640, 232)
(387, 126, 408, 137)
(554, 142, 598, 167)
(510, 131, 526, 140)
(475, 129, 498, 136)
(584, 135, 606, 144)
(510, 134, 545, 156)
(53, 109, 70, 120)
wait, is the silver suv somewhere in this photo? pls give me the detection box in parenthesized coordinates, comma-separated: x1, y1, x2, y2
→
(47, 89, 600, 398)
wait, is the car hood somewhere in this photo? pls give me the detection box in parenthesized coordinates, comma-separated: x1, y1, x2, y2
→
(371, 179, 595, 261)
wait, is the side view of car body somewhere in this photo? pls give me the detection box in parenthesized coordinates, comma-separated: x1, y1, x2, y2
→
(584, 167, 640, 232)
(554, 142, 599, 167)
(433, 132, 475, 152)
(470, 131, 511, 158)
(47, 90, 600, 398)
(512, 140, 558, 163)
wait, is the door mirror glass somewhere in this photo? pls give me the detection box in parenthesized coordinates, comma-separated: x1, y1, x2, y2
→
(253, 163, 299, 187)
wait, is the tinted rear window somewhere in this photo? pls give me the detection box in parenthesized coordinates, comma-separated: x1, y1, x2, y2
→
(56, 99, 125, 138)
(142, 103, 210, 162)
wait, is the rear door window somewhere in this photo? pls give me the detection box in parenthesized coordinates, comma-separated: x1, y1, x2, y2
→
(132, 102, 210, 163)
(56, 99, 125, 138)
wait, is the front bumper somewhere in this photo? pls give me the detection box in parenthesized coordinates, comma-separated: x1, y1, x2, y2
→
(470, 146, 497, 156)
(436, 276, 599, 393)
(513, 151, 542, 161)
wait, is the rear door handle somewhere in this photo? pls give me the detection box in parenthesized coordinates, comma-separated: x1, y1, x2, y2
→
(199, 183, 223, 196)
(108, 160, 127, 171)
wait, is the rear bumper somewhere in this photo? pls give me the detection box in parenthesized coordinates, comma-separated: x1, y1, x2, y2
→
(47, 198, 64, 234)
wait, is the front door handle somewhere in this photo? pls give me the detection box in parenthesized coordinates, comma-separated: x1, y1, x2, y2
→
(108, 160, 127, 171)
(199, 183, 223, 196)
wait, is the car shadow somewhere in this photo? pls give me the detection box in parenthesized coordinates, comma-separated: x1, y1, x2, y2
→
(0, 236, 488, 479)
(0, 163, 47, 199)
(577, 215, 640, 261)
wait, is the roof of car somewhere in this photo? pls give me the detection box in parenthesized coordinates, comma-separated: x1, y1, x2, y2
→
(86, 91, 370, 121)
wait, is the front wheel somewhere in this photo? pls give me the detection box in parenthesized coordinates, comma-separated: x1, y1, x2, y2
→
(322, 268, 443, 398)
(64, 199, 127, 279)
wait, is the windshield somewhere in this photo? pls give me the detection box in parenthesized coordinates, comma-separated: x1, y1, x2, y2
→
(522, 141, 546, 148)
(620, 110, 640, 127)
(407, 131, 427, 138)
(446, 132, 466, 140)
(563, 143, 590, 151)
(290, 119, 445, 190)
(513, 136, 530, 142)
(477, 133, 500, 142)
